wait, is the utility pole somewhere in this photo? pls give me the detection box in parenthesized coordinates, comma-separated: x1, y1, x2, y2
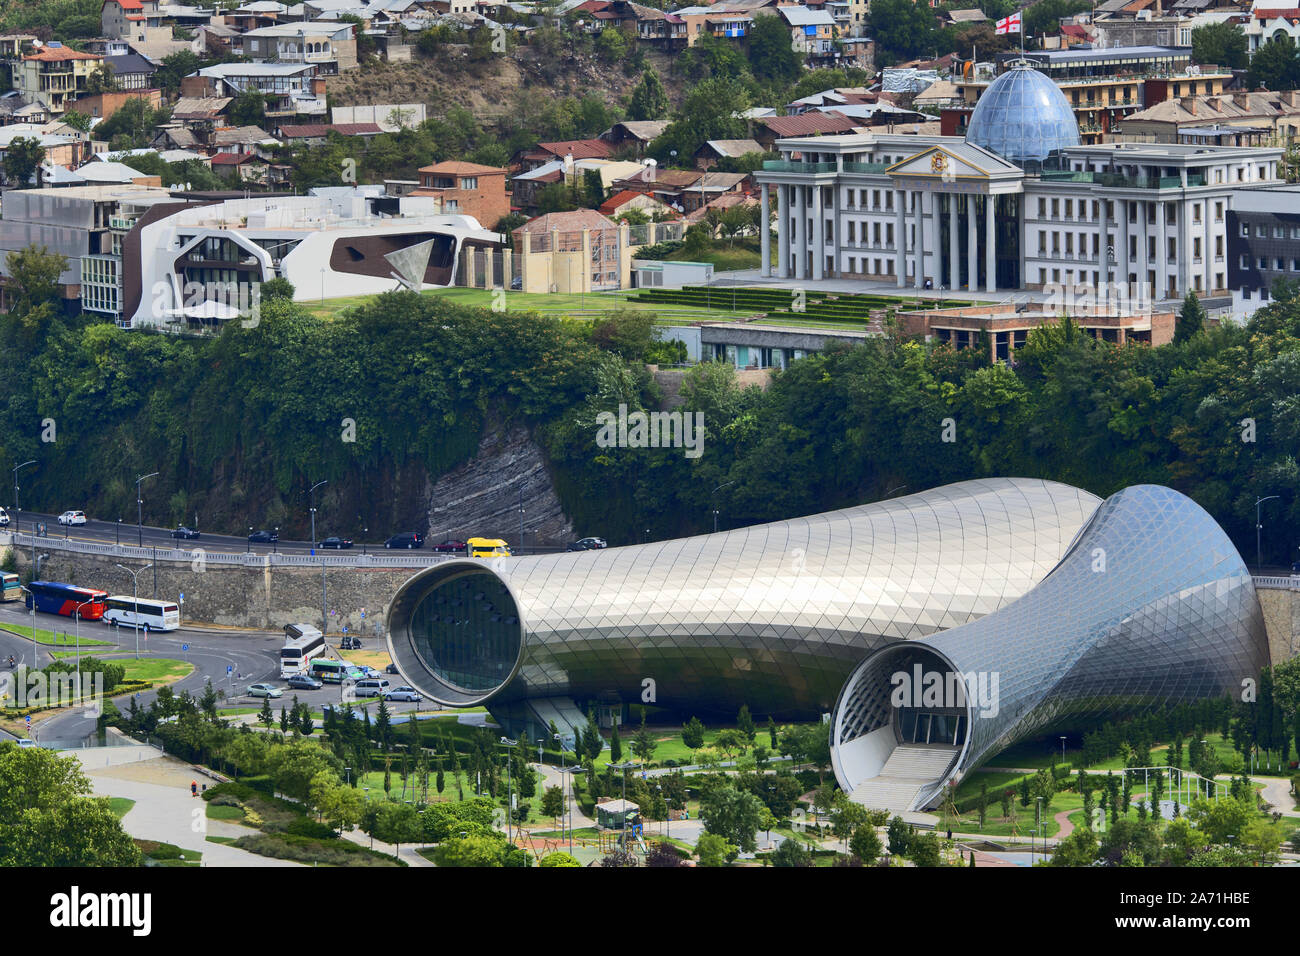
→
(1255, 495, 1280, 570)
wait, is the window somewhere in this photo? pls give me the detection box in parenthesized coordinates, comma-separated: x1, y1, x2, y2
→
(1241, 254, 1249, 269)
(1051, 198, 1059, 218)
(1038, 197, 1046, 217)
(1065, 199, 1073, 218)
(1215, 201, 1223, 221)
(1275, 226, 1285, 239)
(1257, 224, 1266, 238)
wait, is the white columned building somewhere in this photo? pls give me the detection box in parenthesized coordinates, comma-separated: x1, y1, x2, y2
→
(755, 64, 1283, 304)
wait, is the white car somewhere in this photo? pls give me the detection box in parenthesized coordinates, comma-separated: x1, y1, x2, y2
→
(0, 507, 9, 527)
(57, 511, 87, 526)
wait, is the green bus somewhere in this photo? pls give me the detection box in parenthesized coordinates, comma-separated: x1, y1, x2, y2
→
(309, 658, 363, 684)
(0, 573, 20, 602)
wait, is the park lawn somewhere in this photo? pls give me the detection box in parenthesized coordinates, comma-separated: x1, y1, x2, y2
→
(0, 623, 113, 648)
(206, 804, 245, 821)
(303, 286, 754, 323)
(205, 836, 236, 845)
(940, 791, 1083, 839)
(663, 237, 763, 272)
(107, 797, 135, 819)
(116, 657, 192, 685)
(341, 649, 393, 671)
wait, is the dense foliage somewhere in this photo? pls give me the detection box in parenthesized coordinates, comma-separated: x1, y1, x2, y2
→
(2, 285, 1298, 560)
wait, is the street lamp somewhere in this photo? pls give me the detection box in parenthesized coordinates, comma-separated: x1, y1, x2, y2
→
(116, 563, 153, 659)
(710, 479, 737, 534)
(273, 526, 279, 554)
(1255, 495, 1280, 570)
(518, 485, 525, 555)
(116, 517, 121, 546)
(500, 736, 517, 843)
(12, 460, 35, 526)
(134, 472, 159, 547)
(308, 481, 328, 633)
(17, 584, 38, 670)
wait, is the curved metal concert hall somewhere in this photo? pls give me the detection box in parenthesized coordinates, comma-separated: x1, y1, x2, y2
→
(386, 478, 1100, 718)
(829, 484, 1270, 814)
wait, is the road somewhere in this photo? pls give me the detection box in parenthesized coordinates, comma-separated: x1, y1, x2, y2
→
(0, 599, 435, 746)
(7, 510, 572, 557)
(9, 509, 388, 557)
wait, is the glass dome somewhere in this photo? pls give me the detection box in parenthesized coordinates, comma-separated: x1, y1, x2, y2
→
(965, 63, 1080, 166)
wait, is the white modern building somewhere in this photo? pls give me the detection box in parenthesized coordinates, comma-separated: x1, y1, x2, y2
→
(755, 64, 1286, 301)
(120, 189, 504, 328)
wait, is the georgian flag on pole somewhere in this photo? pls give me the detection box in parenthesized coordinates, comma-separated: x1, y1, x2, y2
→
(995, 12, 1022, 34)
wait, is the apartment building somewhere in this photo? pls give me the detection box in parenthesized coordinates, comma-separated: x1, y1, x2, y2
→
(11, 45, 104, 115)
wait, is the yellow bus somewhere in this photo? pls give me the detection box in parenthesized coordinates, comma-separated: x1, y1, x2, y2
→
(467, 537, 512, 558)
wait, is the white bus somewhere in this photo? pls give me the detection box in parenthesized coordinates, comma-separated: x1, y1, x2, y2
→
(280, 625, 326, 678)
(103, 596, 181, 632)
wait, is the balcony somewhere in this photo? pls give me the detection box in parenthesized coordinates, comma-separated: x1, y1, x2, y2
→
(762, 160, 836, 173)
(843, 161, 889, 174)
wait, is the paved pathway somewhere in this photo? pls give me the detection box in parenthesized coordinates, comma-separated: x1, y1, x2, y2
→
(66, 743, 302, 866)
(1053, 808, 1076, 841)
(337, 826, 433, 866)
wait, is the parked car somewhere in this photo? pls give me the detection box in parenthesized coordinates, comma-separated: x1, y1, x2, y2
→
(1292, 561, 1300, 575)
(171, 526, 201, 540)
(385, 663, 400, 675)
(319, 536, 353, 549)
(384, 686, 422, 702)
(0, 507, 9, 527)
(431, 539, 468, 553)
(566, 537, 608, 551)
(247, 683, 282, 698)
(384, 532, 424, 549)
(248, 529, 279, 543)
(353, 678, 390, 698)
(57, 510, 87, 526)
(338, 636, 363, 651)
(285, 674, 323, 690)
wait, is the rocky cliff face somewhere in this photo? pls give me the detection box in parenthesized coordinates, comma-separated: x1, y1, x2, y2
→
(425, 419, 572, 550)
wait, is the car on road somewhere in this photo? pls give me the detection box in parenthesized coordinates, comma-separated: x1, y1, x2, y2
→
(385, 663, 399, 675)
(57, 511, 87, 526)
(1292, 561, 1300, 575)
(319, 536, 353, 549)
(339, 636, 363, 650)
(353, 678, 390, 698)
(285, 674, 323, 690)
(248, 529, 279, 543)
(16, 738, 37, 748)
(0, 507, 9, 527)
(246, 683, 283, 698)
(431, 539, 468, 553)
(384, 532, 424, 549)
(566, 536, 607, 551)
(384, 686, 422, 702)
(171, 526, 201, 540)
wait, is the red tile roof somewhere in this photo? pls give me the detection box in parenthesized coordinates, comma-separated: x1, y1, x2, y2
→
(418, 160, 506, 175)
(535, 139, 613, 160)
(758, 111, 861, 138)
(105, 0, 144, 8)
(211, 151, 254, 165)
(1254, 7, 1300, 16)
(598, 188, 648, 214)
(516, 208, 618, 234)
(23, 46, 101, 61)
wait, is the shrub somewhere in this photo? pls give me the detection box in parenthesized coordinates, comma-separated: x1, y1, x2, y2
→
(285, 817, 336, 839)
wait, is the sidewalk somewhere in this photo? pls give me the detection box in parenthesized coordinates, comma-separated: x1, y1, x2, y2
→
(68, 744, 302, 866)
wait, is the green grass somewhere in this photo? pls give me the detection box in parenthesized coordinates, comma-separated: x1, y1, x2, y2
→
(0, 623, 113, 647)
(117, 657, 192, 684)
(303, 286, 755, 323)
(106, 797, 135, 819)
(205, 804, 245, 821)
(205, 835, 236, 845)
(663, 237, 763, 272)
